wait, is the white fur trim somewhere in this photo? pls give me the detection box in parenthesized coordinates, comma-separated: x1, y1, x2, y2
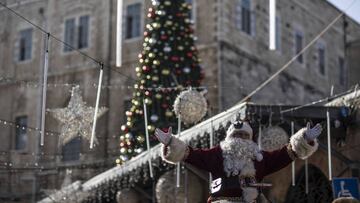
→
(226, 122, 253, 139)
(240, 160, 255, 177)
(256, 153, 263, 161)
(242, 187, 258, 202)
(161, 137, 188, 164)
(290, 128, 319, 160)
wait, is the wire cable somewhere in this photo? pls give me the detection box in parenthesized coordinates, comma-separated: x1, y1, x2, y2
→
(0, 1, 138, 83)
(236, 0, 357, 105)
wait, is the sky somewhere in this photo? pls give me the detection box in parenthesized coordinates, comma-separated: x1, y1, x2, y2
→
(327, 0, 360, 23)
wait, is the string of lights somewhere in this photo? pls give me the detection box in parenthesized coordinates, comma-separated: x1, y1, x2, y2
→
(0, 118, 59, 136)
(0, 77, 246, 91)
(281, 84, 359, 114)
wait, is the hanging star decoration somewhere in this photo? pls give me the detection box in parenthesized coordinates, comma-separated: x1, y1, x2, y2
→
(48, 85, 107, 146)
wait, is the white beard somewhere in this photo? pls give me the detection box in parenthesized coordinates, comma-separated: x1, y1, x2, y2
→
(220, 137, 261, 177)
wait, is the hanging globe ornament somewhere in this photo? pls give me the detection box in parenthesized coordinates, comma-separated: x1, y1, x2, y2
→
(260, 126, 289, 152)
(173, 89, 207, 125)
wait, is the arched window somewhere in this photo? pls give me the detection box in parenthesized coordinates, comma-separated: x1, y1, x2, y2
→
(285, 164, 333, 203)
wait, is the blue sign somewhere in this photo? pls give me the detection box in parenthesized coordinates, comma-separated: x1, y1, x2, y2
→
(332, 178, 359, 200)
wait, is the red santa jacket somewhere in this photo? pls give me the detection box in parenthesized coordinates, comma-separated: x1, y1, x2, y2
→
(162, 127, 318, 202)
(185, 144, 295, 202)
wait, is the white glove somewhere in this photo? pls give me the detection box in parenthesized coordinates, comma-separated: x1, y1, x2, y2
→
(155, 127, 173, 146)
(304, 123, 323, 141)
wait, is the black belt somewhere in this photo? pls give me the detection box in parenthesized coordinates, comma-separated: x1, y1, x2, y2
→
(211, 176, 256, 195)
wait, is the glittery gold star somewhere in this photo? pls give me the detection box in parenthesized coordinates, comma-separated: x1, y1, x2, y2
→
(48, 86, 107, 146)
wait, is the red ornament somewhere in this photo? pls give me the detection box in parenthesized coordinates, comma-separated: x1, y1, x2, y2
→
(171, 56, 179, 61)
(187, 52, 193, 58)
(145, 91, 151, 96)
(144, 31, 149, 37)
(142, 66, 150, 72)
(148, 12, 155, 18)
(176, 13, 182, 17)
(161, 103, 168, 109)
(160, 35, 168, 40)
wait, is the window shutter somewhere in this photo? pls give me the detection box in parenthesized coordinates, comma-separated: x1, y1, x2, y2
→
(235, 0, 242, 30)
(24, 29, 32, 60)
(133, 4, 141, 38)
(251, 10, 256, 36)
(78, 15, 90, 49)
(64, 18, 75, 52)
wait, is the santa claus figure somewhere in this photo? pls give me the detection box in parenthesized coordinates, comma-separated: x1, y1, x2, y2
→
(155, 121, 322, 203)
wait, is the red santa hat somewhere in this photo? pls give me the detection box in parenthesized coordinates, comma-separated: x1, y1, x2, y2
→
(226, 121, 253, 139)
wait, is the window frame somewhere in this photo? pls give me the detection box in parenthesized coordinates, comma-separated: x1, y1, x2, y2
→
(124, 2, 142, 40)
(338, 57, 346, 86)
(17, 28, 33, 62)
(14, 115, 28, 151)
(317, 41, 326, 76)
(62, 14, 91, 53)
(275, 15, 282, 52)
(293, 27, 305, 66)
(185, 0, 197, 24)
(235, 0, 255, 37)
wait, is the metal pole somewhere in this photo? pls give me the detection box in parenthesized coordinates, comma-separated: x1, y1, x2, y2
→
(116, 0, 123, 67)
(305, 159, 309, 194)
(40, 33, 50, 146)
(209, 120, 214, 189)
(143, 99, 153, 178)
(269, 0, 276, 50)
(90, 64, 104, 149)
(176, 114, 181, 188)
(258, 123, 262, 150)
(291, 121, 296, 186)
(327, 110, 332, 180)
(184, 168, 188, 203)
(327, 86, 333, 180)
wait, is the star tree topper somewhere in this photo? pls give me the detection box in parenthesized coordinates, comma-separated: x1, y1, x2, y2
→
(48, 86, 107, 146)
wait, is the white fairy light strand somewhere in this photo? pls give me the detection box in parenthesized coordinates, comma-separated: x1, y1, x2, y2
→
(281, 84, 359, 114)
(0, 118, 59, 137)
(0, 78, 247, 91)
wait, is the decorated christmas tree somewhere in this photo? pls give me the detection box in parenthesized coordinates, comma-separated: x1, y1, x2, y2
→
(117, 0, 204, 164)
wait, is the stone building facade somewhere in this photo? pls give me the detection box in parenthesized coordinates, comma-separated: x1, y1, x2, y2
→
(0, 0, 359, 202)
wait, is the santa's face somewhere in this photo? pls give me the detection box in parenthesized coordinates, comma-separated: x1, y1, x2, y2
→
(231, 131, 251, 140)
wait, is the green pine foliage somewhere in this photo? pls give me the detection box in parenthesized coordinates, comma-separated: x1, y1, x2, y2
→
(117, 0, 204, 164)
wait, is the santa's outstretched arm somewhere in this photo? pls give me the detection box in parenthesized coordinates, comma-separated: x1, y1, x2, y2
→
(155, 127, 221, 173)
(290, 123, 322, 159)
(261, 123, 322, 177)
